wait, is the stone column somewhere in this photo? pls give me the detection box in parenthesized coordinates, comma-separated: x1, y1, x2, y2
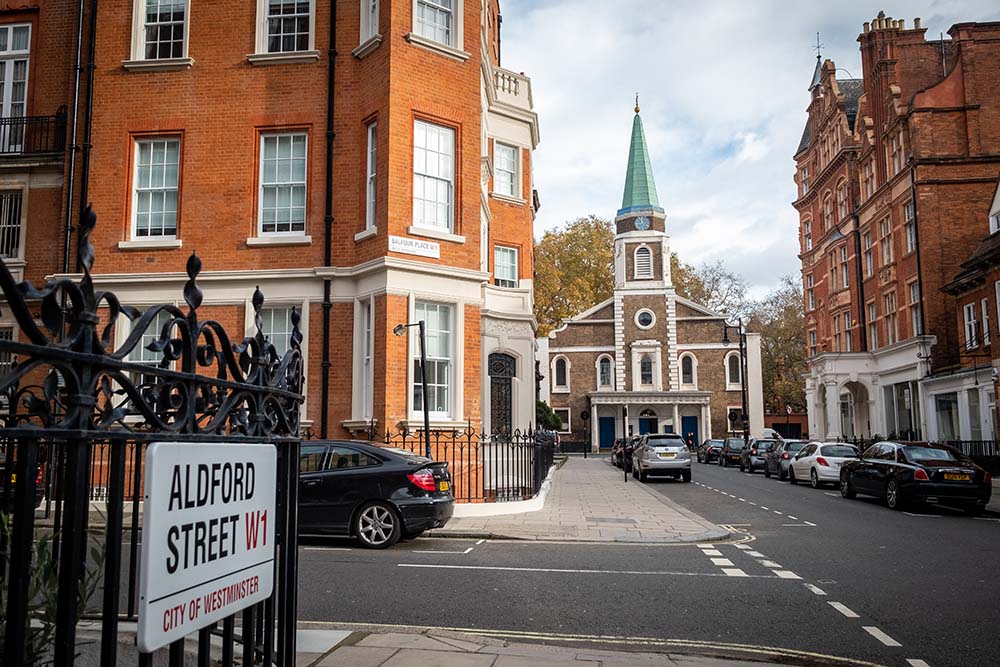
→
(825, 381, 842, 439)
(672, 404, 680, 435)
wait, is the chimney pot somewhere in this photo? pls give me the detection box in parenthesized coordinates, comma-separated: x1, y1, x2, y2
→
(914, 17, 921, 29)
(864, 21, 870, 34)
(900, 19, 906, 29)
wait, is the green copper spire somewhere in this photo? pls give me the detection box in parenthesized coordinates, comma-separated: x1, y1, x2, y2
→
(618, 99, 663, 217)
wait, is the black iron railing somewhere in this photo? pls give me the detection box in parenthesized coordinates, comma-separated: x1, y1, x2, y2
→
(946, 440, 1000, 458)
(0, 110, 67, 155)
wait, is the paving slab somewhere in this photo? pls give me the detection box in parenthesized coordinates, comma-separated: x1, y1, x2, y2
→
(316, 646, 399, 667)
(381, 649, 496, 666)
(428, 456, 729, 543)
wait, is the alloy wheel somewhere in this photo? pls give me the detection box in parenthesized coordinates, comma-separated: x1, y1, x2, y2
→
(810, 469, 819, 489)
(886, 479, 902, 510)
(358, 504, 398, 547)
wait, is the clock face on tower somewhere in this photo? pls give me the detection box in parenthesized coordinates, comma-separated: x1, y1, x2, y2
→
(634, 216, 650, 231)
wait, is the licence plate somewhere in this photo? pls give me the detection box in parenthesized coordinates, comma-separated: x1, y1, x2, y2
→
(439, 481, 450, 491)
(9, 474, 14, 483)
(658, 453, 675, 459)
(943, 473, 970, 481)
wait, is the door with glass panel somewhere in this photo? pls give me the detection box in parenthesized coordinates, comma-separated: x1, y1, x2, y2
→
(0, 23, 30, 153)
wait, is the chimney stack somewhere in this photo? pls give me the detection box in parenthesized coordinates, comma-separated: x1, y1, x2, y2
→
(914, 17, 922, 30)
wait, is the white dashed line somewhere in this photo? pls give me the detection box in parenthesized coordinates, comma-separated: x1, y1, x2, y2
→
(733, 544, 751, 550)
(722, 568, 749, 577)
(824, 492, 839, 497)
(475, 539, 485, 545)
(710, 558, 735, 567)
(773, 510, 783, 515)
(738, 497, 745, 501)
(906, 660, 931, 667)
(749, 502, 757, 506)
(803, 521, 817, 526)
(761, 560, 781, 568)
(772, 570, 801, 580)
(828, 601, 860, 618)
(804, 583, 827, 595)
(696, 543, 713, 548)
(863, 626, 902, 647)
(746, 551, 764, 558)
(787, 515, 798, 520)
(463, 547, 474, 554)
(701, 549, 723, 557)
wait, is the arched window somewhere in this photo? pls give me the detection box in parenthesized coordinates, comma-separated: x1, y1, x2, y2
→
(726, 352, 742, 389)
(554, 357, 568, 389)
(681, 354, 697, 388)
(639, 354, 653, 386)
(597, 355, 613, 389)
(634, 246, 652, 279)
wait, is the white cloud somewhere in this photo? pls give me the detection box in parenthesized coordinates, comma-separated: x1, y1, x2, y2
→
(501, 0, 1000, 292)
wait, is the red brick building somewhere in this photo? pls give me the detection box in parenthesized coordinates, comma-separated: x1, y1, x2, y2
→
(795, 13, 1000, 442)
(0, 0, 540, 438)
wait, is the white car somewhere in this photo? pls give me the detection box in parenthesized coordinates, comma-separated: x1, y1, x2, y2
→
(789, 442, 859, 488)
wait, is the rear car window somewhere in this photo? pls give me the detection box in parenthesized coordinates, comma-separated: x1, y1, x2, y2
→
(785, 441, 806, 453)
(725, 439, 744, 449)
(647, 436, 684, 446)
(902, 446, 960, 463)
(381, 447, 431, 464)
(329, 447, 381, 469)
(820, 445, 858, 457)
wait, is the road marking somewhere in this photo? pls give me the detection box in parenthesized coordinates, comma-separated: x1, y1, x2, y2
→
(738, 497, 745, 501)
(863, 626, 901, 647)
(804, 583, 827, 595)
(828, 601, 860, 618)
(781, 523, 813, 527)
(734, 544, 751, 550)
(397, 564, 777, 579)
(746, 551, 764, 557)
(803, 521, 817, 526)
(772, 570, 801, 580)
(710, 558, 734, 566)
(701, 549, 723, 557)
(773, 510, 783, 515)
(464, 547, 474, 554)
(413, 550, 473, 554)
(749, 502, 757, 506)
(475, 539, 485, 545)
(787, 515, 799, 520)
(903, 512, 942, 518)
(824, 492, 839, 497)
(302, 547, 352, 551)
(696, 543, 713, 547)
(761, 560, 781, 568)
(760, 506, 770, 510)
(906, 660, 931, 667)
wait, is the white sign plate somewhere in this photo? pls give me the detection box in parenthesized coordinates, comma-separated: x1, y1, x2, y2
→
(389, 235, 440, 259)
(137, 442, 276, 653)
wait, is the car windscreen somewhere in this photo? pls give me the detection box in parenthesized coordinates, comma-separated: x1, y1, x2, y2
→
(725, 439, 744, 450)
(901, 446, 962, 463)
(820, 445, 858, 458)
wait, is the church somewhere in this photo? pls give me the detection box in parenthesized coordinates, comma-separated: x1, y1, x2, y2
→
(538, 105, 765, 451)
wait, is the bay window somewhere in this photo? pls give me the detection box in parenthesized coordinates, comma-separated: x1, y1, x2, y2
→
(494, 246, 518, 288)
(413, 301, 453, 418)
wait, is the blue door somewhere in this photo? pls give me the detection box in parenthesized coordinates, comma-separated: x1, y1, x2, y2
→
(681, 416, 699, 446)
(638, 418, 657, 434)
(598, 417, 615, 449)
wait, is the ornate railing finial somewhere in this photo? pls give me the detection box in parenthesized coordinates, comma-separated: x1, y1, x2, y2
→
(184, 252, 203, 316)
(290, 306, 302, 352)
(252, 286, 264, 339)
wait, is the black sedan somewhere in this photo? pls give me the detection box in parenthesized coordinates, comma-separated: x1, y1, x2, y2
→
(696, 439, 724, 464)
(298, 440, 454, 548)
(840, 441, 992, 514)
(0, 452, 45, 510)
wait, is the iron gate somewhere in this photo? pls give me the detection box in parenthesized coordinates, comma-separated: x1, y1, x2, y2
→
(0, 208, 304, 666)
(488, 353, 515, 436)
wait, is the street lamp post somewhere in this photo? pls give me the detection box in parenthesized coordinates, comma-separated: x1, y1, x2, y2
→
(394, 321, 432, 459)
(722, 318, 750, 445)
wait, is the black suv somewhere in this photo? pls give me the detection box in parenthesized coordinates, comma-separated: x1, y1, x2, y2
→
(697, 439, 724, 464)
(718, 437, 745, 467)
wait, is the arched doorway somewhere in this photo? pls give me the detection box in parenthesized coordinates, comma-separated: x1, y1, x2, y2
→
(840, 381, 871, 439)
(638, 408, 658, 435)
(489, 353, 516, 435)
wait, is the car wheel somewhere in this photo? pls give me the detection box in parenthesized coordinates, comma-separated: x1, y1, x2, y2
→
(885, 478, 905, 511)
(354, 502, 401, 549)
(788, 467, 797, 485)
(810, 469, 821, 489)
(738, 461, 745, 472)
(778, 466, 786, 481)
(721, 457, 727, 467)
(764, 465, 771, 479)
(682, 470, 691, 483)
(639, 469, 648, 482)
(840, 474, 856, 499)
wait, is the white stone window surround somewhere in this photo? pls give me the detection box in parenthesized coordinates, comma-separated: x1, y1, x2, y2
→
(633, 245, 653, 279)
(413, 118, 457, 236)
(256, 131, 309, 241)
(124, 0, 194, 71)
(595, 354, 613, 390)
(406, 294, 464, 423)
(493, 244, 518, 288)
(630, 342, 662, 392)
(351, 296, 375, 421)
(249, 0, 321, 65)
(129, 136, 181, 244)
(0, 181, 28, 264)
(405, 0, 469, 62)
(634, 308, 656, 330)
(553, 407, 571, 434)
(491, 141, 524, 203)
(365, 121, 377, 233)
(679, 352, 698, 390)
(724, 350, 742, 391)
(551, 354, 570, 394)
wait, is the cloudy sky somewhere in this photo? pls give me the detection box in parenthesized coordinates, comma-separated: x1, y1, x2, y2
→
(501, 0, 999, 297)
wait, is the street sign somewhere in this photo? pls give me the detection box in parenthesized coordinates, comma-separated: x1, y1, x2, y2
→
(728, 409, 740, 423)
(580, 410, 590, 421)
(137, 442, 276, 653)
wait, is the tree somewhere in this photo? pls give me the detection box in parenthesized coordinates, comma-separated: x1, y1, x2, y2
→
(536, 400, 562, 431)
(671, 254, 749, 318)
(533, 215, 615, 336)
(746, 276, 807, 413)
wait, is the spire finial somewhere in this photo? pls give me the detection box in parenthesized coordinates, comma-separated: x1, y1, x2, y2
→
(814, 31, 823, 60)
(634, 93, 640, 114)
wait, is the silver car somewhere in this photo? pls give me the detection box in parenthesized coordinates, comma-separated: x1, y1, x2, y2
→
(632, 433, 691, 483)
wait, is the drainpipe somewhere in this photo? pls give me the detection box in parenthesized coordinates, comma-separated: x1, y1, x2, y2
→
(849, 151, 868, 351)
(76, 0, 98, 272)
(320, 1, 337, 438)
(63, 0, 86, 274)
(908, 161, 927, 353)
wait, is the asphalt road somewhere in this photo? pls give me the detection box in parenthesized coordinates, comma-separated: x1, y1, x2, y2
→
(296, 457, 1000, 667)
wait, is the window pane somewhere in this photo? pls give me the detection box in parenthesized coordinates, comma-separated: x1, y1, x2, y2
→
(413, 302, 452, 416)
(260, 134, 307, 234)
(133, 139, 180, 238)
(415, 0, 453, 45)
(144, 0, 185, 59)
(413, 121, 454, 230)
(267, 0, 311, 53)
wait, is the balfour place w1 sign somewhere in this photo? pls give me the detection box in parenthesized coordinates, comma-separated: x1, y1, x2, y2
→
(137, 442, 276, 652)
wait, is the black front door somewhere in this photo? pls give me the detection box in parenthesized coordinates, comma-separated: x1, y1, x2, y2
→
(489, 353, 516, 435)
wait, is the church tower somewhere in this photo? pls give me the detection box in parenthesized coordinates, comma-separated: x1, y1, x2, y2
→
(612, 101, 678, 391)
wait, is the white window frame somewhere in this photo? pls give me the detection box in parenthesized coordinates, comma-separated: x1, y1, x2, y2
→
(258, 132, 308, 238)
(131, 137, 180, 241)
(493, 245, 518, 288)
(0, 24, 30, 153)
(634, 308, 656, 330)
(679, 353, 698, 390)
(806, 274, 814, 311)
(724, 351, 742, 390)
(553, 408, 571, 434)
(833, 314, 842, 352)
(964, 303, 978, 349)
(808, 330, 818, 357)
(244, 298, 310, 422)
(129, 0, 191, 63)
(800, 166, 809, 195)
(411, 300, 455, 421)
(492, 142, 519, 199)
(360, 0, 380, 42)
(0, 187, 26, 262)
(868, 301, 878, 350)
(910, 281, 922, 337)
(823, 194, 833, 229)
(992, 210, 1000, 236)
(982, 298, 991, 346)
(410, 0, 465, 52)
(884, 292, 897, 346)
(863, 232, 873, 277)
(412, 119, 455, 233)
(259, 305, 295, 356)
(252, 0, 318, 59)
(596, 355, 613, 390)
(880, 218, 893, 265)
(837, 181, 848, 221)
(365, 122, 377, 232)
(633, 245, 653, 279)
(904, 201, 916, 253)
(551, 355, 570, 393)
(353, 297, 375, 420)
(840, 246, 849, 289)
(638, 354, 654, 387)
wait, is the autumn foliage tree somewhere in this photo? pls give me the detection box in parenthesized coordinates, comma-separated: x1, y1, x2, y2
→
(746, 276, 807, 413)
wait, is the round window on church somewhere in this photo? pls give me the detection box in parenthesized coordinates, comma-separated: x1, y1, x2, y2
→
(635, 309, 656, 330)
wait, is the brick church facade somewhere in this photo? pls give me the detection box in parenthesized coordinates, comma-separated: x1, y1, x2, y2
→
(539, 106, 764, 451)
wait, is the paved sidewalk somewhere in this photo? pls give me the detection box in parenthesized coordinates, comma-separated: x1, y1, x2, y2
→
(428, 456, 729, 543)
(301, 629, 778, 667)
(988, 479, 1000, 514)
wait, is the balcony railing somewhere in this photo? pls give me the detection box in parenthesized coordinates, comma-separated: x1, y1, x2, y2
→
(0, 109, 67, 156)
(493, 68, 533, 111)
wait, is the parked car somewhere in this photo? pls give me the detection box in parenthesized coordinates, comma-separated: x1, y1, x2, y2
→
(764, 439, 808, 480)
(739, 438, 779, 473)
(611, 438, 628, 467)
(697, 439, 724, 464)
(632, 432, 691, 483)
(718, 437, 745, 467)
(298, 440, 454, 548)
(788, 442, 859, 488)
(839, 442, 992, 514)
(0, 452, 45, 510)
